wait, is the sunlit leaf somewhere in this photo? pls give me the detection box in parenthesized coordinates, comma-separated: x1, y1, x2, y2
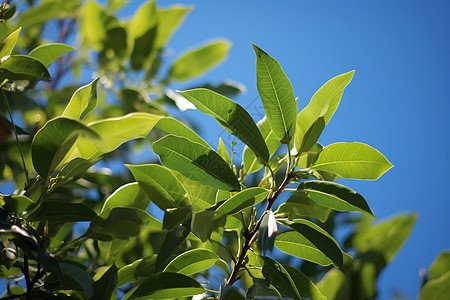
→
(169, 40, 231, 82)
(155, 5, 192, 49)
(275, 191, 331, 222)
(28, 43, 74, 67)
(298, 181, 375, 217)
(253, 43, 297, 144)
(129, 272, 205, 299)
(295, 71, 354, 153)
(164, 248, 219, 275)
(101, 182, 151, 212)
(429, 251, 450, 280)
(317, 269, 351, 300)
(154, 134, 240, 191)
(310, 142, 393, 180)
(62, 78, 98, 120)
(31, 117, 99, 177)
(81, 1, 118, 51)
(261, 256, 301, 300)
(18, 0, 79, 28)
(179, 88, 269, 165)
(214, 187, 268, 219)
(283, 264, 326, 300)
(0, 27, 21, 59)
(218, 137, 232, 166)
(419, 271, 450, 300)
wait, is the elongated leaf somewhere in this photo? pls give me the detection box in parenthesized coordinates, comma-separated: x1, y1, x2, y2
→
(253, 43, 297, 143)
(27, 201, 97, 223)
(127, 0, 157, 46)
(127, 164, 190, 210)
(55, 157, 98, 186)
(283, 264, 326, 300)
(262, 256, 301, 300)
(214, 187, 268, 219)
(275, 191, 331, 222)
(179, 88, 269, 164)
(310, 142, 393, 180)
(419, 271, 450, 300)
(155, 6, 192, 49)
(164, 248, 218, 275)
(295, 71, 354, 153)
(297, 143, 322, 168)
(317, 269, 351, 300)
(0, 195, 34, 213)
(17, 0, 79, 28)
(174, 173, 217, 212)
(429, 251, 450, 280)
(81, 1, 116, 51)
(154, 223, 190, 272)
(298, 181, 374, 217)
(28, 43, 74, 67)
(155, 117, 210, 147)
(218, 137, 232, 166)
(32, 117, 99, 177)
(129, 272, 205, 299)
(91, 264, 118, 300)
(0, 27, 21, 59)
(275, 219, 344, 266)
(154, 134, 240, 191)
(101, 182, 150, 212)
(243, 116, 280, 174)
(59, 263, 94, 298)
(62, 78, 98, 120)
(0, 55, 51, 91)
(169, 40, 230, 82)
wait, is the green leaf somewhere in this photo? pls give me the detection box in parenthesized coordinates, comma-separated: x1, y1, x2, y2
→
(0, 195, 34, 213)
(275, 219, 344, 267)
(153, 134, 240, 191)
(298, 181, 374, 217)
(101, 182, 151, 212)
(218, 137, 232, 166)
(275, 191, 331, 222)
(0, 55, 51, 92)
(154, 223, 190, 272)
(253, 43, 297, 143)
(191, 208, 225, 242)
(118, 256, 156, 287)
(27, 201, 97, 223)
(247, 278, 282, 299)
(179, 88, 269, 165)
(283, 264, 326, 300)
(0, 27, 21, 59)
(55, 157, 98, 186)
(295, 71, 354, 153)
(31, 117, 100, 177)
(214, 187, 269, 219)
(419, 271, 450, 300)
(164, 248, 219, 275)
(261, 256, 301, 300)
(127, 164, 190, 210)
(169, 40, 231, 82)
(243, 116, 280, 174)
(309, 142, 393, 180)
(28, 43, 74, 67)
(129, 272, 205, 299)
(91, 264, 118, 300)
(62, 78, 98, 120)
(296, 143, 322, 168)
(316, 269, 351, 300)
(17, 0, 79, 28)
(59, 263, 94, 299)
(429, 251, 450, 280)
(127, 0, 157, 47)
(155, 117, 210, 147)
(175, 173, 217, 212)
(154, 5, 192, 49)
(81, 1, 117, 51)
(221, 286, 246, 300)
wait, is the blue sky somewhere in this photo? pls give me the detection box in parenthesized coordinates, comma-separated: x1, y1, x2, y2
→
(133, 0, 449, 298)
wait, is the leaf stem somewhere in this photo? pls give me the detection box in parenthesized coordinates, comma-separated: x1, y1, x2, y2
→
(0, 87, 30, 188)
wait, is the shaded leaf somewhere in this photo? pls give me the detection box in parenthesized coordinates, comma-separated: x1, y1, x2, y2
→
(310, 142, 393, 180)
(164, 248, 219, 275)
(129, 272, 205, 299)
(62, 78, 98, 120)
(154, 134, 240, 191)
(275, 191, 331, 222)
(220, 285, 246, 300)
(214, 187, 268, 219)
(253, 43, 297, 143)
(154, 223, 190, 272)
(28, 201, 97, 223)
(298, 181, 374, 217)
(169, 40, 230, 82)
(59, 263, 94, 298)
(91, 264, 118, 300)
(0, 195, 34, 213)
(317, 269, 351, 300)
(283, 264, 326, 300)
(261, 256, 301, 300)
(28, 43, 75, 67)
(179, 88, 269, 165)
(295, 71, 354, 153)
(31, 117, 99, 177)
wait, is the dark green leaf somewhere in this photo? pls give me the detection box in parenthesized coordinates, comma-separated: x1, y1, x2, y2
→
(261, 256, 301, 300)
(0, 4, 16, 22)
(179, 88, 269, 165)
(220, 285, 246, 300)
(129, 272, 205, 299)
(62, 78, 98, 120)
(127, 164, 190, 210)
(0, 195, 34, 213)
(298, 181, 375, 217)
(153, 134, 240, 191)
(247, 278, 282, 299)
(163, 206, 191, 230)
(0, 27, 21, 59)
(28, 43, 74, 67)
(295, 71, 354, 153)
(59, 263, 94, 298)
(31, 117, 100, 177)
(164, 248, 219, 275)
(214, 187, 269, 219)
(155, 223, 190, 272)
(28, 201, 97, 223)
(201, 81, 246, 98)
(309, 142, 393, 180)
(283, 264, 326, 300)
(56, 157, 98, 186)
(91, 264, 118, 300)
(253, 43, 297, 143)
(169, 40, 231, 82)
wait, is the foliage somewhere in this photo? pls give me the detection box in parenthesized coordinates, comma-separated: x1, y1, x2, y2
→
(0, 1, 418, 299)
